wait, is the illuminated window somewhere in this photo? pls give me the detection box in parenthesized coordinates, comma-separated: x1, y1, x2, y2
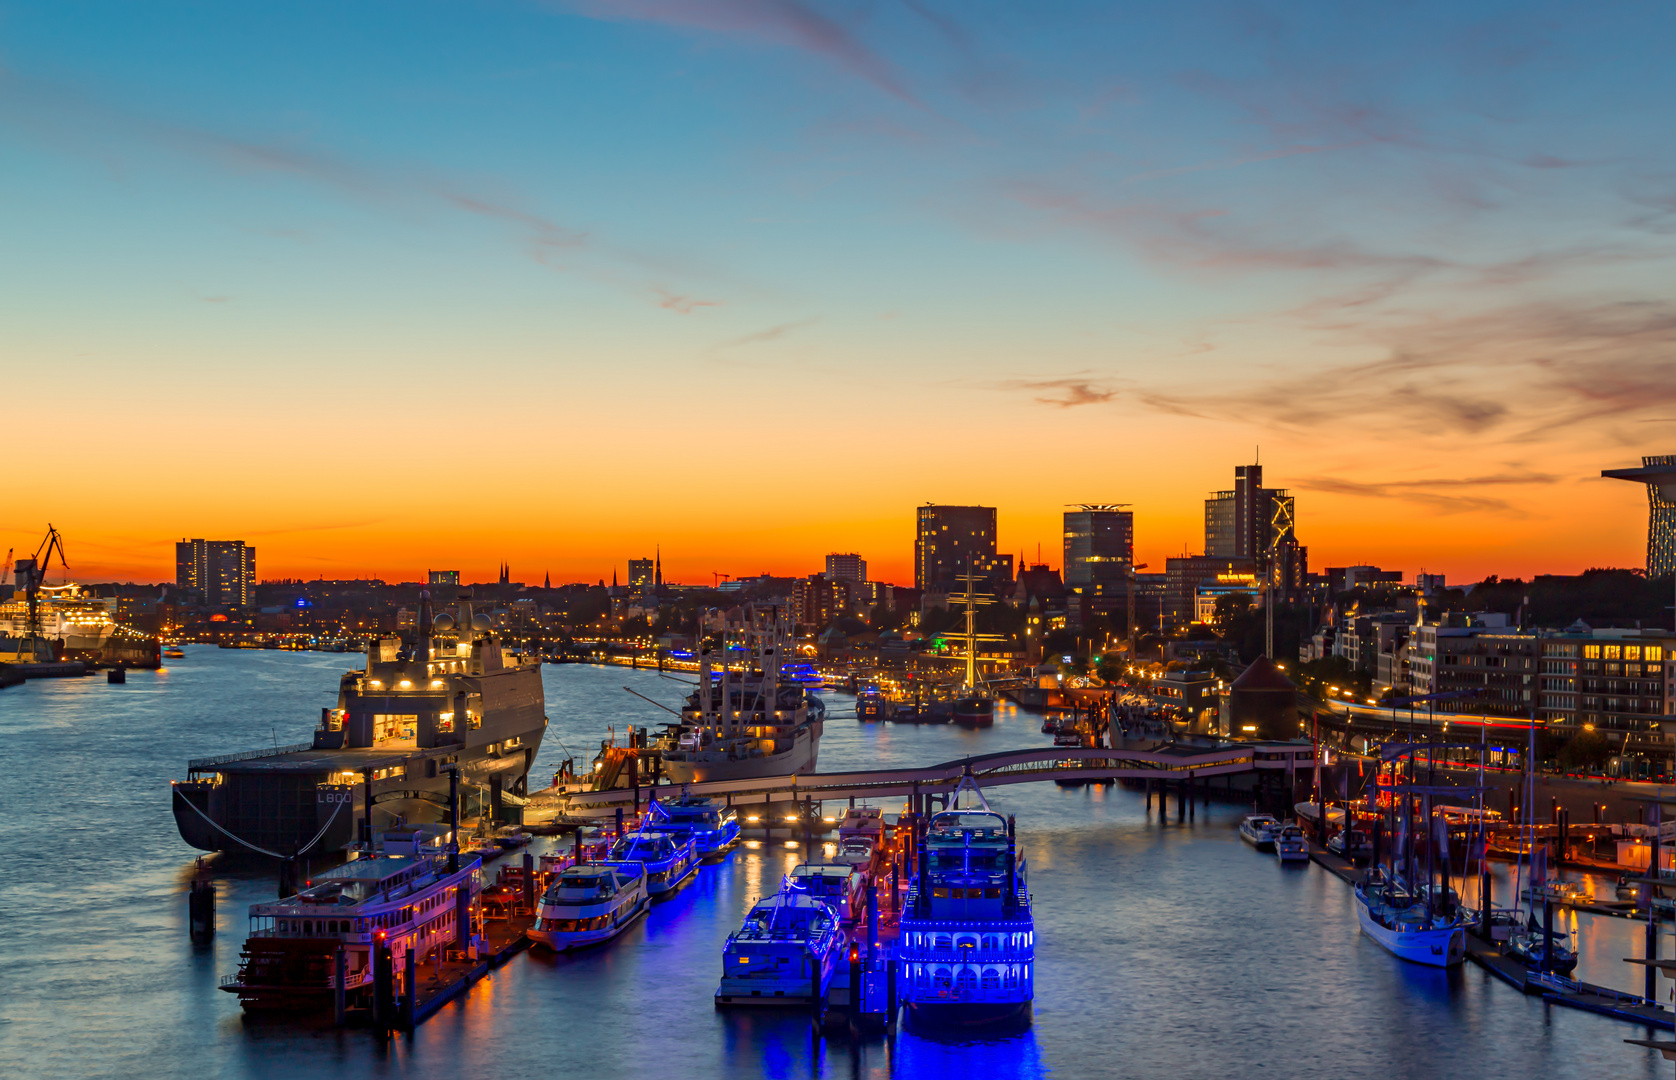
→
(1584, 645, 1601, 660)
(1605, 645, 1623, 660)
(1626, 646, 1643, 661)
(1649, 646, 1665, 662)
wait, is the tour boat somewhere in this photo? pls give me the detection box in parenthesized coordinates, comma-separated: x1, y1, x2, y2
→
(897, 775, 1034, 1028)
(646, 795, 740, 858)
(837, 805, 886, 843)
(220, 851, 482, 1012)
(1353, 871, 1466, 968)
(1274, 824, 1311, 863)
(857, 688, 892, 721)
(528, 862, 648, 951)
(606, 830, 698, 897)
(715, 888, 844, 1007)
(833, 835, 877, 873)
(788, 862, 869, 925)
(1239, 814, 1281, 851)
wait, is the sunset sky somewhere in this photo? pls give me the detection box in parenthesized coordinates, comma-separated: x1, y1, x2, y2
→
(4, 2, 1675, 587)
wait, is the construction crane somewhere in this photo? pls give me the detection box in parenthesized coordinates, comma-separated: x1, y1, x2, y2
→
(19, 525, 68, 639)
(1, 548, 11, 587)
(712, 572, 731, 588)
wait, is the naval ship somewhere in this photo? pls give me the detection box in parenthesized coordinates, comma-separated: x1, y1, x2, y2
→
(171, 589, 546, 857)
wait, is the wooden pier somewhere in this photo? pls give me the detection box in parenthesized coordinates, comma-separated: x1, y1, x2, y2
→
(406, 913, 534, 1028)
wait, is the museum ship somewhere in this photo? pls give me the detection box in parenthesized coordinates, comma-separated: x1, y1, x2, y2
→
(657, 607, 821, 783)
(171, 589, 546, 857)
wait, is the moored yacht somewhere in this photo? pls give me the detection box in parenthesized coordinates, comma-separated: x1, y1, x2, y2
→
(896, 775, 1033, 1028)
(1274, 824, 1310, 863)
(1239, 814, 1281, 851)
(529, 862, 648, 951)
(715, 888, 844, 1007)
(788, 862, 869, 926)
(606, 830, 698, 897)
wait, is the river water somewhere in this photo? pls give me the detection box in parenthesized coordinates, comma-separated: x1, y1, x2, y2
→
(2, 648, 1673, 1079)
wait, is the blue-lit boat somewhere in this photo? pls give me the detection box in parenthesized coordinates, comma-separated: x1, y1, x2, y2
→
(715, 885, 844, 1008)
(606, 829, 699, 897)
(647, 795, 740, 859)
(896, 776, 1033, 1028)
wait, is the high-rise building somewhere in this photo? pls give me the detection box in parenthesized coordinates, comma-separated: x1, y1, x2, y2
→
(428, 570, 459, 588)
(793, 574, 853, 629)
(628, 558, 655, 595)
(825, 553, 867, 583)
(1603, 454, 1676, 578)
(1204, 464, 1305, 603)
(1063, 505, 1134, 628)
(915, 505, 1009, 592)
(175, 539, 256, 607)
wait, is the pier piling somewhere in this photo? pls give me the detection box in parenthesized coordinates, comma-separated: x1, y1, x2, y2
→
(334, 949, 346, 1027)
(403, 947, 416, 1030)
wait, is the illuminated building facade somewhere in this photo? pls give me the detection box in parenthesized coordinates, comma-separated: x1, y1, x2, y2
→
(175, 538, 255, 607)
(1603, 454, 1676, 577)
(825, 552, 867, 583)
(915, 505, 1011, 592)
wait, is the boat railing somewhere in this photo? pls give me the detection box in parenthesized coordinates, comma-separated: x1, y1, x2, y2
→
(188, 743, 314, 771)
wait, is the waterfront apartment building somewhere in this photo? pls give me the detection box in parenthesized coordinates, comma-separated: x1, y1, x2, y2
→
(915, 504, 1011, 592)
(1409, 616, 1674, 756)
(175, 539, 255, 607)
(825, 553, 867, 583)
(792, 574, 853, 630)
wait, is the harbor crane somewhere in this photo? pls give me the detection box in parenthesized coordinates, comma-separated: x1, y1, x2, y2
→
(18, 525, 68, 639)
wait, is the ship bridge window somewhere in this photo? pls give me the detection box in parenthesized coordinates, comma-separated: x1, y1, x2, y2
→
(956, 936, 977, 951)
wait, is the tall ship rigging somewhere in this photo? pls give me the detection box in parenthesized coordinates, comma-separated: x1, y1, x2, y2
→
(948, 566, 1000, 728)
(171, 587, 546, 857)
(656, 606, 821, 783)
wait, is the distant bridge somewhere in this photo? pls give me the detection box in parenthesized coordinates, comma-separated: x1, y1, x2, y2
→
(546, 741, 1321, 810)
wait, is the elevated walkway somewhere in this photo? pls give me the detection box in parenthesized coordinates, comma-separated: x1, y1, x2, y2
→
(548, 740, 1319, 810)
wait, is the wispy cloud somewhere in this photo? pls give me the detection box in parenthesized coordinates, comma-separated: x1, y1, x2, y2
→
(1294, 471, 1561, 515)
(717, 316, 818, 348)
(655, 288, 722, 314)
(563, 0, 919, 103)
(1001, 376, 1118, 408)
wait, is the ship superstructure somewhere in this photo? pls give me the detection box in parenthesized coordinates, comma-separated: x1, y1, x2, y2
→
(658, 606, 821, 783)
(896, 777, 1033, 1027)
(171, 588, 546, 857)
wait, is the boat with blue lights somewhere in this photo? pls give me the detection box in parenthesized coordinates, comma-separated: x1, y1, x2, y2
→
(606, 829, 698, 897)
(647, 795, 740, 858)
(896, 775, 1033, 1028)
(788, 862, 869, 925)
(529, 861, 648, 951)
(715, 882, 844, 1008)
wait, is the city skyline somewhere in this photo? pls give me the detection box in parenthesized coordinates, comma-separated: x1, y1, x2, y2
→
(6, 3, 1676, 584)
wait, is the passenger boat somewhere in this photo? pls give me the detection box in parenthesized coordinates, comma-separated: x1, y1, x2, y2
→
(788, 862, 869, 925)
(646, 795, 740, 858)
(896, 776, 1033, 1028)
(1353, 870, 1467, 967)
(220, 851, 482, 1012)
(1239, 814, 1281, 851)
(528, 862, 648, 951)
(606, 830, 698, 897)
(715, 887, 844, 1007)
(857, 688, 892, 721)
(1274, 824, 1310, 863)
(657, 608, 822, 782)
(837, 805, 886, 843)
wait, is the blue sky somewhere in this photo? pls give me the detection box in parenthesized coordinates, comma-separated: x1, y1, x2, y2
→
(4, 1, 1675, 582)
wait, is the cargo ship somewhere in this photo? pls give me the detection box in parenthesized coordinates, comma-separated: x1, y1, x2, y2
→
(171, 588, 546, 857)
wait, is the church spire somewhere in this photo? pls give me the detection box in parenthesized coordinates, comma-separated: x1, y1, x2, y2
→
(655, 545, 662, 588)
